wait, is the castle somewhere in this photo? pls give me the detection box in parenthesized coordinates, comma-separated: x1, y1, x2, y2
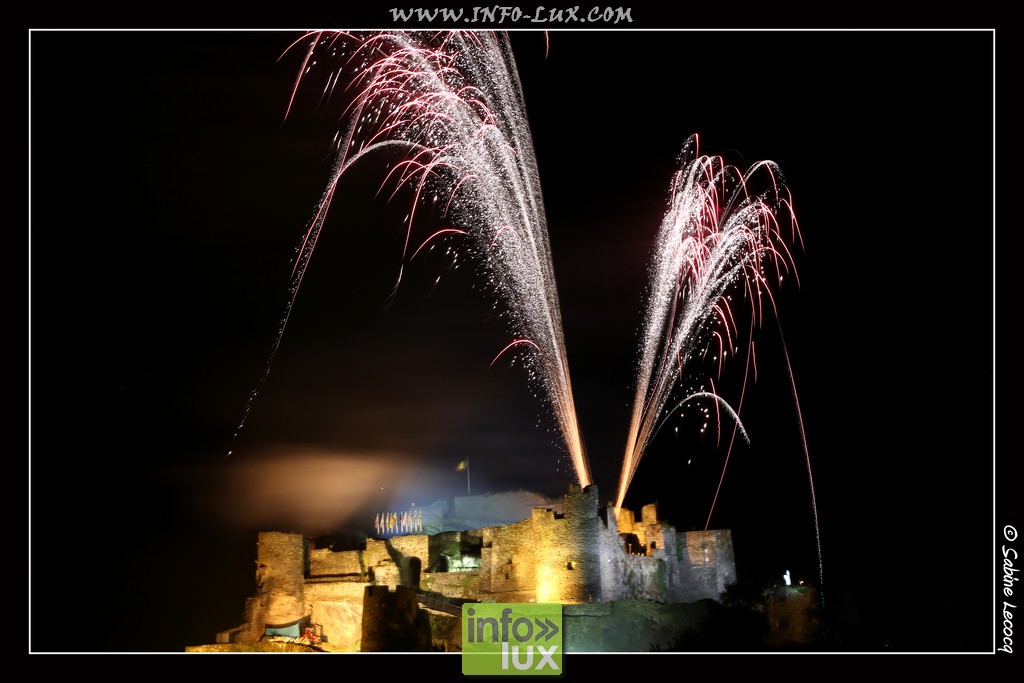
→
(214, 484, 736, 651)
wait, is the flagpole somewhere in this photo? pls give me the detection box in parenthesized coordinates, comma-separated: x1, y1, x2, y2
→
(466, 455, 471, 495)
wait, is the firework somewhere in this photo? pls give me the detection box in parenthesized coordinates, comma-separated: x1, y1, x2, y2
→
(615, 135, 804, 513)
(239, 31, 591, 486)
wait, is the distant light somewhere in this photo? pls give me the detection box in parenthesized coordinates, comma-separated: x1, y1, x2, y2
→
(783, 569, 791, 586)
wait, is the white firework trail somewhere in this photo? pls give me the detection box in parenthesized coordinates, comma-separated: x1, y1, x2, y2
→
(615, 134, 803, 512)
(236, 31, 591, 487)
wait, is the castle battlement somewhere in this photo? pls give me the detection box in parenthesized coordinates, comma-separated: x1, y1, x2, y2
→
(220, 485, 736, 651)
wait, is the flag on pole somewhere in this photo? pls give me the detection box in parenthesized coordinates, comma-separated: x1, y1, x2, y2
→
(456, 457, 470, 494)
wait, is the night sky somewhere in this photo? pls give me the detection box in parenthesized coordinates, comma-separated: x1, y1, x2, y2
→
(29, 25, 998, 657)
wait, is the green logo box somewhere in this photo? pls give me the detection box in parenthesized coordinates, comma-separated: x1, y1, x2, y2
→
(462, 603, 563, 675)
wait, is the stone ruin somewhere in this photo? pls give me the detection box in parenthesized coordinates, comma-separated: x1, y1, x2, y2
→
(215, 484, 736, 651)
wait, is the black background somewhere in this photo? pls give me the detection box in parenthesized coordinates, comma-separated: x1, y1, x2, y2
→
(27, 11, 1003, 665)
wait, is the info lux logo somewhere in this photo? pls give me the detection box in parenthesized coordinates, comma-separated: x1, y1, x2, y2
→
(462, 603, 563, 675)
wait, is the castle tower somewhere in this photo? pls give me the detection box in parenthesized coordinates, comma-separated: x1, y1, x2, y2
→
(360, 585, 431, 651)
(254, 532, 308, 633)
(677, 529, 737, 602)
(535, 484, 604, 603)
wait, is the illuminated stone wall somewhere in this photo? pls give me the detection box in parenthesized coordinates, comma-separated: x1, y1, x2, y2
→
(428, 530, 482, 571)
(310, 601, 361, 651)
(308, 536, 428, 587)
(309, 547, 363, 576)
(307, 534, 428, 581)
(390, 534, 428, 582)
(304, 580, 366, 602)
(677, 529, 736, 602)
(419, 571, 481, 600)
(472, 486, 736, 605)
(255, 531, 307, 628)
(223, 489, 739, 648)
(597, 504, 626, 601)
(303, 582, 366, 651)
(620, 553, 668, 601)
(534, 485, 604, 603)
(616, 507, 636, 536)
(479, 517, 538, 601)
(362, 539, 392, 568)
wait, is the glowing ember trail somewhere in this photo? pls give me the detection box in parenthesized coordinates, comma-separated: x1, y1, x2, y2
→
(239, 31, 591, 487)
(615, 135, 805, 514)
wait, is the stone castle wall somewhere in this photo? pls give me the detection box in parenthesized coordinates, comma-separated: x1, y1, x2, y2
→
(620, 553, 668, 601)
(677, 529, 736, 602)
(309, 547, 363, 576)
(479, 517, 538, 602)
(419, 571, 481, 600)
(256, 531, 306, 627)
(361, 585, 431, 652)
(389, 534, 429, 588)
(304, 581, 366, 651)
(596, 506, 624, 601)
(428, 530, 482, 572)
(362, 539, 392, 569)
(228, 486, 738, 649)
(764, 585, 821, 647)
(535, 485, 603, 603)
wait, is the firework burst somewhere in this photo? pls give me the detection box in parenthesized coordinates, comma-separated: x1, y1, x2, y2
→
(615, 135, 806, 514)
(237, 31, 591, 487)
